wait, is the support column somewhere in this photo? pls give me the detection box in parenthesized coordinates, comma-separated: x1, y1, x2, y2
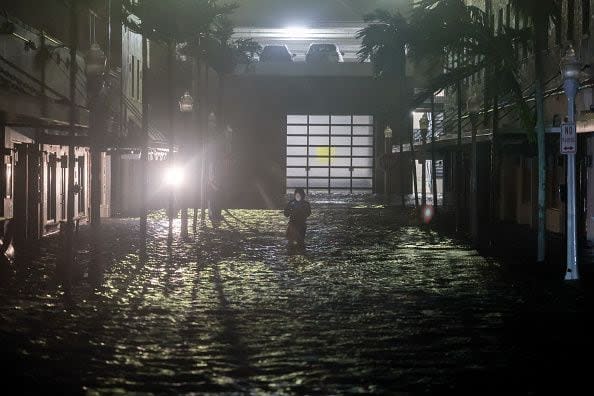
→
(89, 75, 102, 228)
(455, 80, 463, 233)
(14, 145, 28, 245)
(470, 114, 479, 246)
(27, 144, 41, 240)
(91, 149, 102, 225)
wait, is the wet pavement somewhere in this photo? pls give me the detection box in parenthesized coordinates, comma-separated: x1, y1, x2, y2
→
(1, 199, 593, 394)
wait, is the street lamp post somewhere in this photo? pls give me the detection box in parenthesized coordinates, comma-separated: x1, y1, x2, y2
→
(430, 94, 438, 208)
(85, 43, 107, 228)
(384, 125, 393, 200)
(410, 112, 419, 209)
(85, 42, 107, 286)
(467, 93, 481, 247)
(179, 91, 194, 238)
(560, 45, 581, 281)
(419, 113, 429, 207)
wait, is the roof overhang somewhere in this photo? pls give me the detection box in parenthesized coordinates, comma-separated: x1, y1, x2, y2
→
(1, 91, 88, 130)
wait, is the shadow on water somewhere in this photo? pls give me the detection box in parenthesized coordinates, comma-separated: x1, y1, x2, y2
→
(223, 210, 259, 234)
(211, 262, 257, 385)
(163, 233, 175, 297)
(88, 228, 104, 289)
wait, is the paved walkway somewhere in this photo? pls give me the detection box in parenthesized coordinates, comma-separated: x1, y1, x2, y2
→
(1, 200, 592, 394)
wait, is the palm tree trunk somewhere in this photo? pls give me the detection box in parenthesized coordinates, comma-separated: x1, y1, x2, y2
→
(140, 35, 149, 237)
(456, 79, 463, 233)
(534, 23, 547, 264)
(490, 90, 500, 247)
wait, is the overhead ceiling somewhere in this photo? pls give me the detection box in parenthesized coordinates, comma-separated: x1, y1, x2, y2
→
(229, 0, 412, 28)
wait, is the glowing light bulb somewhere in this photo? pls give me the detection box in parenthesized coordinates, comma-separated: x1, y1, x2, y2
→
(164, 166, 185, 187)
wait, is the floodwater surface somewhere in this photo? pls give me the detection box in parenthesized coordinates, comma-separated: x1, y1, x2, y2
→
(1, 200, 592, 394)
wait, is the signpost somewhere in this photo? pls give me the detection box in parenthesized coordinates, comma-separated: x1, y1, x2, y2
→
(560, 122, 577, 155)
(560, 45, 581, 280)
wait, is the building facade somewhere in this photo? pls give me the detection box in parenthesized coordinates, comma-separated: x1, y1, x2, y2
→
(0, 0, 162, 250)
(393, 0, 594, 263)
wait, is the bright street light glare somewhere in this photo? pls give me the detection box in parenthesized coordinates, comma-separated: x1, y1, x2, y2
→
(283, 26, 310, 39)
(164, 166, 185, 187)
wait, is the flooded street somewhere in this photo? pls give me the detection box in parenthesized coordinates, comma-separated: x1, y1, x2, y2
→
(1, 200, 593, 394)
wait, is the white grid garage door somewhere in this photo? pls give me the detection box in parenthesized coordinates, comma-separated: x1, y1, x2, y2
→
(286, 114, 375, 194)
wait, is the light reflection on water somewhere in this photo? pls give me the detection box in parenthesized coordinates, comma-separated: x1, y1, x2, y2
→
(0, 199, 588, 394)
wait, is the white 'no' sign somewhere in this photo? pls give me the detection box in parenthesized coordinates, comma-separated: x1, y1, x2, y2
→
(560, 122, 577, 155)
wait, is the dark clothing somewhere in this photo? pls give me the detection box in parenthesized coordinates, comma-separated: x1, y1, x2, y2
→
(284, 200, 311, 243)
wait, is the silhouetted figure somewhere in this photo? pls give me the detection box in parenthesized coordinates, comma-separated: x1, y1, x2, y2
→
(284, 188, 311, 248)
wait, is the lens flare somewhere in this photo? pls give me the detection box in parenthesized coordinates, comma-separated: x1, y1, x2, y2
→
(421, 205, 434, 224)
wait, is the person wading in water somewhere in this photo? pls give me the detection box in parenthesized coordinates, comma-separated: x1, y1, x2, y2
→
(284, 188, 311, 249)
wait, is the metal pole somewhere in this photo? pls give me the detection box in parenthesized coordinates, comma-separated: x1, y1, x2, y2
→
(421, 127, 427, 207)
(410, 116, 419, 208)
(200, 65, 209, 225)
(192, 58, 199, 233)
(400, 140, 406, 207)
(180, 110, 188, 238)
(167, 40, 175, 233)
(565, 87, 578, 280)
(384, 136, 392, 202)
(431, 95, 438, 207)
